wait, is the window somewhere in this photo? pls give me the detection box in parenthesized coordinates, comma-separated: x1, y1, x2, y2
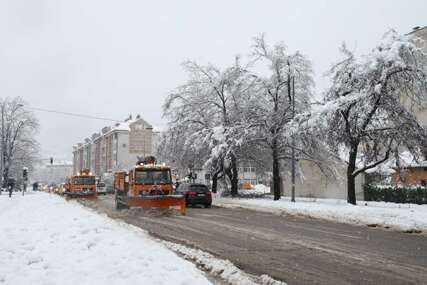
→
(134, 170, 171, 184)
(243, 167, 249, 172)
(176, 184, 188, 192)
(190, 185, 209, 192)
(73, 176, 96, 185)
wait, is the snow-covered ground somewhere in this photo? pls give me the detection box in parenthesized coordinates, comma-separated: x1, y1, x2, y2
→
(164, 242, 286, 285)
(214, 196, 427, 232)
(0, 192, 211, 285)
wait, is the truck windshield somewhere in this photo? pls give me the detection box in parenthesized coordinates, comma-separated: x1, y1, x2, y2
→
(74, 176, 96, 185)
(134, 170, 171, 184)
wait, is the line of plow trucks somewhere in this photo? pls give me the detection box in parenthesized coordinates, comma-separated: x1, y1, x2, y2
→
(64, 157, 186, 215)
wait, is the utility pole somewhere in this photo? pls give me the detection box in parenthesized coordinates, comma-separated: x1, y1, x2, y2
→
(291, 76, 296, 202)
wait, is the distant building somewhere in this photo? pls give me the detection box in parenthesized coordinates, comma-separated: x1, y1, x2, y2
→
(32, 161, 73, 185)
(392, 161, 427, 187)
(237, 161, 259, 187)
(188, 161, 260, 188)
(72, 115, 155, 178)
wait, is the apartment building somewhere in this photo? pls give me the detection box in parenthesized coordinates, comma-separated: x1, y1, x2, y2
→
(73, 115, 154, 177)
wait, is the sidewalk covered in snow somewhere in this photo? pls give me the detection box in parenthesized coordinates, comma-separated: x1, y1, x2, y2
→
(214, 196, 427, 232)
(0, 192, 211, 285)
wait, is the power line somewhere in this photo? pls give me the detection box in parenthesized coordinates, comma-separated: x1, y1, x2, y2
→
(27, 107, 123, 122)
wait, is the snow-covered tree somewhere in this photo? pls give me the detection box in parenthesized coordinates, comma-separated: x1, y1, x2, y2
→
(0, 97, 39, 188)
(162, 59, 253, 194)
(248, 35, 314, 200)
(303, 31, 427, 205)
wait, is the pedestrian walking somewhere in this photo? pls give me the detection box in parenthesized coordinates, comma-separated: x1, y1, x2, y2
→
(7, 179, 15, 198)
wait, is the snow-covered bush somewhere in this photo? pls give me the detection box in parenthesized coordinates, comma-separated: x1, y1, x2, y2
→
(364, 184, 427, 204)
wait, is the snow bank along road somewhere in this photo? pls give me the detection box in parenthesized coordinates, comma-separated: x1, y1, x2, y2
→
(215, 196, 427, 232)
(0, 192, 211, 285)
(85, 194, 427, 285)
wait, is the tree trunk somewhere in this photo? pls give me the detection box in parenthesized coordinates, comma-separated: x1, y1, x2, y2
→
(347, 173, 356, 205)
(2, 157, 9, 188)
(225, 153, 239, 197)
(272, 140, 281, 201)
(347, 146, 358, 205)
(230, 154, 238, 197)
(212, 172, 218, 193)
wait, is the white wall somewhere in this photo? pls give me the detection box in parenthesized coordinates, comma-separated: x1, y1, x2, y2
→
(282, 160, 365, 200)
(32, 164, 73, 185)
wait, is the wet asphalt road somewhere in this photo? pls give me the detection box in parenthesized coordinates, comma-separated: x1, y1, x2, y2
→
(81, 195, 427, 285)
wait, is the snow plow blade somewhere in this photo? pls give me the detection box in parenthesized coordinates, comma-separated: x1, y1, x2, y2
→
(120, 195, 186, 215)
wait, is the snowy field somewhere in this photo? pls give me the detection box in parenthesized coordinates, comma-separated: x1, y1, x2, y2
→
(0, 192, 211, 285)
(214, 196, 427, 232)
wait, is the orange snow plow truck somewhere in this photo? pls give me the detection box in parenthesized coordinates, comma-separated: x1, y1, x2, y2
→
(114, 157, 186, 215)
(64, 169, 97, 199)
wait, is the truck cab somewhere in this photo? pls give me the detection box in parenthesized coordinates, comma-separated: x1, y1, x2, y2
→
(65, 169, 97, 198)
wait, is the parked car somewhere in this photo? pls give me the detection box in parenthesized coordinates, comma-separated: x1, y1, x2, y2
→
(176, 183, 212, 208)
(96, 182, 107, 195)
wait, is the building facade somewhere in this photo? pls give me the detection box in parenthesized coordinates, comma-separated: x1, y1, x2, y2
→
(72, 116, 155, 178)
(32, 162, 73, 185)
(188, 161, 260, 189)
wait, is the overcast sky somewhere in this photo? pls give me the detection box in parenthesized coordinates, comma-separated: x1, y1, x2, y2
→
(0, 0, 426, 161)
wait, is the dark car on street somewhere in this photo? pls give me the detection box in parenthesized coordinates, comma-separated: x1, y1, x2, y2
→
(176, 183, 212, 208)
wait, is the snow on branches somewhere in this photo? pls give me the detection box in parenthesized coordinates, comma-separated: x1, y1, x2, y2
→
(0, 97, 39, 186)
(160, 30, 426, 204)
(161, 58, 254, 194)
(298, 30, 427, 204)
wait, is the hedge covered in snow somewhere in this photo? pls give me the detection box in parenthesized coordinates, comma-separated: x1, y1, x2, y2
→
(364, 185, 427, 204)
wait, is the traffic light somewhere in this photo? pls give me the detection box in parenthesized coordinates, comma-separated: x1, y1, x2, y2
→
(22, 168, 28, 181)
(50, 157, 53, 165)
